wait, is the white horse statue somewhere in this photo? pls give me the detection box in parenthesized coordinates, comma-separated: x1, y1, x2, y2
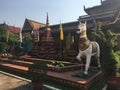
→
(76, 21, 101, 74)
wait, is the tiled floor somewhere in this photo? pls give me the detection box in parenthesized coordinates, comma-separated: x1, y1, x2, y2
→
(0, 72, 33, 90)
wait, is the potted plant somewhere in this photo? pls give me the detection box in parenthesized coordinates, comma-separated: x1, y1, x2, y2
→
(91, 22, 118, 77)
(50, 60, 64, 67)
(28, 62, 48, 90)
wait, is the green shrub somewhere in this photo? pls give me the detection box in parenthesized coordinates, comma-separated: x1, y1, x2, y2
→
(50, 60, 64, 67)
(113, 51, 120, 72)
(28, 62, 48, 82)
(91, 22, 119, 77)
(0, 42, 8, 53)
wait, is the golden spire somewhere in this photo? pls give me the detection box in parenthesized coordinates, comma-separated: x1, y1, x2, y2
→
(45, 13, 51, 31)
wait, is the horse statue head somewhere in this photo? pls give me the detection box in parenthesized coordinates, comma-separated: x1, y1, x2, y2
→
(76, 21, 87, 34)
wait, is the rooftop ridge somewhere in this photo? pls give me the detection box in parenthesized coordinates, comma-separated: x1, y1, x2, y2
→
(26, 18, 45, 25)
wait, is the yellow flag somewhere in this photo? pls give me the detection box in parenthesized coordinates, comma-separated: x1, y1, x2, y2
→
(59, 21, 64, 40)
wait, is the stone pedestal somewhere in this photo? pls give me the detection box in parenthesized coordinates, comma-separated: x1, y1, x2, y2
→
(66, 44, 78, 62)
(38, 14, 57, 59)
(30, 42, 39, 56)
(38, 36, 57, 59)
(45, 70, 105, 90)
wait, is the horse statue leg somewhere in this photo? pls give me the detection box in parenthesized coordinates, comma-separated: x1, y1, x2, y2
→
(84, 54, 91, 74)
(76, 51, 84, 72)
(76, 50, 82, 61)
(97, 57, 101, 68)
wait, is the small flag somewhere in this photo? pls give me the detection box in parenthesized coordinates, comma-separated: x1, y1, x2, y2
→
(59, 21, 64, 40)
(6, 30, 9, 42)
(19, 29, 22, 42)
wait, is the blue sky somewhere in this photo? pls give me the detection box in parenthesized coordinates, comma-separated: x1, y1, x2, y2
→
(0, 0, 101, 27)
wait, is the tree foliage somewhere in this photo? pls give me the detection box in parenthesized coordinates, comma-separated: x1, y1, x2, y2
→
(91, 22, 119, 77)
(113, 51, 120, 72)
(9, 34, 19, 44)
(20, 33, 32, 53)
(0, 42, 8, 53)
(0, 25, 7, 42)
(0, 24, 19, 55)
(0, 25, 8, 53)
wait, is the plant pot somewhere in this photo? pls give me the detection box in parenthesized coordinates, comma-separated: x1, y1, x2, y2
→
(32, 82, 43, 90)
(107, 76, 120, 90)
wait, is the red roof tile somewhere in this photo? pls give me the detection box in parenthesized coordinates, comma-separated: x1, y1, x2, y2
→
(7, 25, 20, 34)
(27, 19, 45, 29)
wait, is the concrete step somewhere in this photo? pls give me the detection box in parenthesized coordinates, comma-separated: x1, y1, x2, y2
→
(0, 58, 32, 67)
(0, 62, 28, 74)
(21, 57, 74, 65)
(21, 57, 52, 64)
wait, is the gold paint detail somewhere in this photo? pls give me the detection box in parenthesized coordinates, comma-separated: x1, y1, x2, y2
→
(79, 39, 90, 51)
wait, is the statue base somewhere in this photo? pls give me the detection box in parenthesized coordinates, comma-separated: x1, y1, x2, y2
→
(73, 67, 101, 79)
(46, 68, 105, 90)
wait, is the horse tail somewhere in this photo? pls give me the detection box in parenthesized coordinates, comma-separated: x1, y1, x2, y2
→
(95, 42, 100, 58)
(91, 41, 100, 58)
(93, 41, 101, 67)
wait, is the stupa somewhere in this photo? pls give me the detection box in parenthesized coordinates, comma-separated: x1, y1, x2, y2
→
(38, 13, 57, 59)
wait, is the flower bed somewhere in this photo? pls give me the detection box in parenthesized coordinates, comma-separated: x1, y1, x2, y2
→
(20, 57, 83, 72)
(47, 61, 81, 72)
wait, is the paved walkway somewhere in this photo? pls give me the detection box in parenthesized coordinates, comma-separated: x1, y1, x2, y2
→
(0, 71, 33, 90)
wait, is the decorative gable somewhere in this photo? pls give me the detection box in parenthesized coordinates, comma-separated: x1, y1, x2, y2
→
(22, 18, 45, 32)
(22, 19, 33, 31)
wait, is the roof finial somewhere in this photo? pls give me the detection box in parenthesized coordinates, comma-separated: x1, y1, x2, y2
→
(46, 12, 51, 31)
(100, 0, 102, 4)
(83, 5, 86, 10)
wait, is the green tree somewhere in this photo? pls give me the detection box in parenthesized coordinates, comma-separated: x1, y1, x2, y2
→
(0, 24, 7, 42)
(9, 34, 19, 44)
(0, 24, 8, 54)
(8, 34, 20, 56)
(22, 33, 32, 53)
(0, 42, 8, 53)
(0, 24, 20, 56)
(91, 22, 118, 77)
(113, 51, 120, 72)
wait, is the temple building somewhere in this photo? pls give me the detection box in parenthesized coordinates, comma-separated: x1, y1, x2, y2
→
(85, 0, 120, 15)
(22, 18, 45, 42)
(79, 0, 120, 49)
(80, 0, 120, 29)
(39, 20, 79, 60)
(21, 16, 79, 60)
(22, 19, 45, 56)
(22, 0, 120, 60)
